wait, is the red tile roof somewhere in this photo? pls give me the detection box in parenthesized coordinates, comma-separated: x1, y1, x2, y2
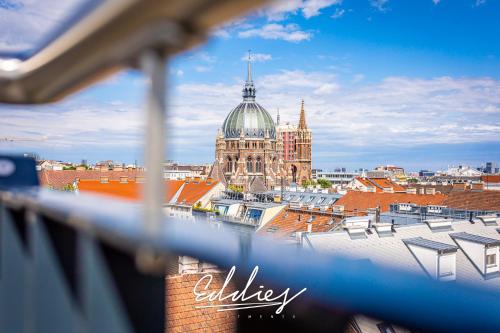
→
(39, 169, 145, 190)
(334, 191, 448, 215)
(173, 180, 219, 206)
(165, 273, 236, 333)
(77, 179, 184, 203)
(482, 175, 500, 183)
(258, 208, 337, 238)
(443, 190, 500, 211)
(354, 177, 405, 192)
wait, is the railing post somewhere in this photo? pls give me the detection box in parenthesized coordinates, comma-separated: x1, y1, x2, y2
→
(140, 49, 167, 236)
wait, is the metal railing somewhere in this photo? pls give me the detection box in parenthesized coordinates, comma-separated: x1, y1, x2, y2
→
(3, 178, 500, 332)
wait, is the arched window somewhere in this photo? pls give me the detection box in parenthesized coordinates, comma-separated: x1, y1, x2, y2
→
(226, 157, 232, 172)
(255, 157, 262, 173)
(246, 157, 253, 173)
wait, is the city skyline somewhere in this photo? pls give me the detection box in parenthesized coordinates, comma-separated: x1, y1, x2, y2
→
(1, 0, 499, 170)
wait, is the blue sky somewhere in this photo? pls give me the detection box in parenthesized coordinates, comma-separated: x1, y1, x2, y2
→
(0, 0, 499, 171)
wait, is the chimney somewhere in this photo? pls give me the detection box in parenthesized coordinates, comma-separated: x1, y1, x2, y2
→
(406, 188, 417, 195)
(120, 176, 128, 184)
(307, 222, 312, 233)
(100, 176, 109, 184)
(185, 176, 191, 183)
(426, 188, 436, 195)
(194, 176, 201, 183)
(206, 177, 213, 185)
(419, 188, 425, 195)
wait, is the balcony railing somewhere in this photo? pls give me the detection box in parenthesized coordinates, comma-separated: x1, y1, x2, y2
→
(2, 158, 500, 332)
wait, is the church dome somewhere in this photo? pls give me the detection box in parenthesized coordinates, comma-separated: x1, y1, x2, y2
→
(221, 58, 276, 139)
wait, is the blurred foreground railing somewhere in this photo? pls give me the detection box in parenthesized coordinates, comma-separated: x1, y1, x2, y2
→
(2, 160, 500, 333)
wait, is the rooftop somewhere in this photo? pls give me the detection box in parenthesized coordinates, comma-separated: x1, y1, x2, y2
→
(333, 191, 448, 215)
(304, 219, 500, 290)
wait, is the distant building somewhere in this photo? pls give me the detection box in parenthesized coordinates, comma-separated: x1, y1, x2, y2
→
(163, 162, 211, 180)
(312, 169, 359, 187)
(347, 176, 406, 193)
(39, 169, 145, 190)
(482, 175, 500, 191)
(443, 165, 483, 177)
(419, 169, 435, 177)
(484, 162, 498, 174)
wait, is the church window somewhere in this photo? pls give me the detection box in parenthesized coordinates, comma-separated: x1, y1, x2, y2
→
(255, 157, 262, 173)
(246, 157, 253, 172)
(226, 157, 233, 172)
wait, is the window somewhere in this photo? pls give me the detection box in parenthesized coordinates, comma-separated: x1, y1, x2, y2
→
(487, 253, 497, 266)
(246, 157, 253, 172)
(255, 157, 262, 173)
(226, 157, 232, 172)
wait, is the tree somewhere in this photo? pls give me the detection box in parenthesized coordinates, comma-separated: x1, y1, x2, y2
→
(62, 183, 76, 192)
(228, 184, 243, 193)
(301, 179, 317, 188)
(317, 178, 332, 189)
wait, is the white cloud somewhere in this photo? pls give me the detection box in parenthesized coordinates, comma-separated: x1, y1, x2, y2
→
(370, 0, 389, 12)
(314, 83, 339, 95)
(192, 52, 217, 63)
(331, 8, 346, 19)
(302, 0, 343, 18)
(352, 74, 365, 83)
(195, 66, 212, 73)
(475, 0, 486, 6)
(241, 53, 273, 62)
(2, 68, 500, 165)
(166, 73, 500, 154)
(262, 0, 342, 20)
(432, 0, 440, 4)
(238, 23, 312, 42)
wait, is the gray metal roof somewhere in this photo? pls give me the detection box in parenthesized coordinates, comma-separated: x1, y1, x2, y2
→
(403, 237, 458, 254)
(222, 101, 276, 139)
(450, 232, 500, 246)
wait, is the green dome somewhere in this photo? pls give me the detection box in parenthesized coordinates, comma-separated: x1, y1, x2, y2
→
(221, 58, 276, 139)
(222, 101, 276, 139)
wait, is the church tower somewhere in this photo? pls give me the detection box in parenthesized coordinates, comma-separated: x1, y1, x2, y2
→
(278, 100, 312, 185)
(294, 100, 312, 183)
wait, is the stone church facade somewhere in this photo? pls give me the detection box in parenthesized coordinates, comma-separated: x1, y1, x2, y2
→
(210, 59, 312, 192)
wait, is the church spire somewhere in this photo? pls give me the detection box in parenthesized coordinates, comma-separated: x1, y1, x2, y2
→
(276, 108, 280, 125)
(247, 50, 252, 82)
(299, 99, 307, 129)
(242, 50, 256, 101)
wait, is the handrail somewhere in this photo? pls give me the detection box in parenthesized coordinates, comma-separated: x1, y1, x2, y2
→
(2, 187, 500, 332)
(0, 0, 270, 104)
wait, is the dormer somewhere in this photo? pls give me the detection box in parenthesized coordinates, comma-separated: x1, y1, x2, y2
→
(374, 223, 393, 238)
(450, 232, 500, 278)
(343, 216, 370, 240)
(403, 237, 458, 281)
(425, 218, 453, 232)
(476, 215, 498, 226)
